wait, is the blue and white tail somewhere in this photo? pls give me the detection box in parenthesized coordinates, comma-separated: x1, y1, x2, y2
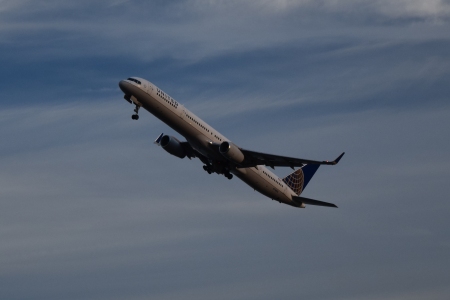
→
(282, 164, 320, 196)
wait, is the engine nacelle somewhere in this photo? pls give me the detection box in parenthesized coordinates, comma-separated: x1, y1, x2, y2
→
(160, 135, 186, 159)
(219, 141, 244, 164)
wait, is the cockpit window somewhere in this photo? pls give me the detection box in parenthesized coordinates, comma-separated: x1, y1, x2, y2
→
(127, 78, 141, 85)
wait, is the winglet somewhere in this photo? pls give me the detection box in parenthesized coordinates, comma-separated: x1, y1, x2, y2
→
(331, 152, 345, 165)
(154, 133, 164, 145)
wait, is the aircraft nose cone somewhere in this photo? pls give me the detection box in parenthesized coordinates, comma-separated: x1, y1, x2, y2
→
(118, 80, 128, 93)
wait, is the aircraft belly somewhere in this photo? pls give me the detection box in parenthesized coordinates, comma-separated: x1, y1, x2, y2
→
(139, 95, 191, 138)
(234, 168, 291, 204)
(142, 101, 221, 160)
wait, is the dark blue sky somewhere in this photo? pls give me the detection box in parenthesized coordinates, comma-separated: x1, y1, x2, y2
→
(1, 1, 450, 299)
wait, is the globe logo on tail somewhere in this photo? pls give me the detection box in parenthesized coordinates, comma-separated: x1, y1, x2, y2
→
(282, 168, 305, 196)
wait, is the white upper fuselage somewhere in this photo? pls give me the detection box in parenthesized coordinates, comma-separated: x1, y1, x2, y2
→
(119, 77, 298, 206)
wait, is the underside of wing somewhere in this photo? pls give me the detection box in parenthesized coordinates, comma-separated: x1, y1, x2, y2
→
(180, 141, 198, 159)
(238, 148, 345, 169)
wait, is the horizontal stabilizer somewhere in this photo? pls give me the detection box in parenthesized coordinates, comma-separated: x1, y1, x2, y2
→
(292, 196, 338, 208)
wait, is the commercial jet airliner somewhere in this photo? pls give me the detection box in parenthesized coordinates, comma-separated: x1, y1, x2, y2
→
(119, 77, 344, 208)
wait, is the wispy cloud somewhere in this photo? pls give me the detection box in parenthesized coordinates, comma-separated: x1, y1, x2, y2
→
(1, 0, 449, 62)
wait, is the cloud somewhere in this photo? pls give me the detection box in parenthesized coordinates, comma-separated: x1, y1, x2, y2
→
(1, 0, 449, 63)
(374, 0, 450, 19)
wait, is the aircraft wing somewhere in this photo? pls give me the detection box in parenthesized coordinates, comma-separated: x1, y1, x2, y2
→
(180, 142, 198, 159)
(238, 148, 345, 169)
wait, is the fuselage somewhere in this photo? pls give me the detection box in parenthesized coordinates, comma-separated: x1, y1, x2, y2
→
(119, 77, 299, 206)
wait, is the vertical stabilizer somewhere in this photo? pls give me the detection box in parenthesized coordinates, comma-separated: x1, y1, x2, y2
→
(282, 164, 320, 196)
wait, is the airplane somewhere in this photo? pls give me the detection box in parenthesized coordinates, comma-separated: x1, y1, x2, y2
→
(119, 77, 344, 208)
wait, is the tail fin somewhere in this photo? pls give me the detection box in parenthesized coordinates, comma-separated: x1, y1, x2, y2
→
(282, 164, 320, 196)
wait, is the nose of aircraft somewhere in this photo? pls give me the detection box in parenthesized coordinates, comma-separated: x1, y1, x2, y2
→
(118, 80, 129, 94)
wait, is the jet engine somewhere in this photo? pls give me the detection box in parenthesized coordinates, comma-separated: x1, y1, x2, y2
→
(160, 135, 187, 159)
(219, 141, 244, 164)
